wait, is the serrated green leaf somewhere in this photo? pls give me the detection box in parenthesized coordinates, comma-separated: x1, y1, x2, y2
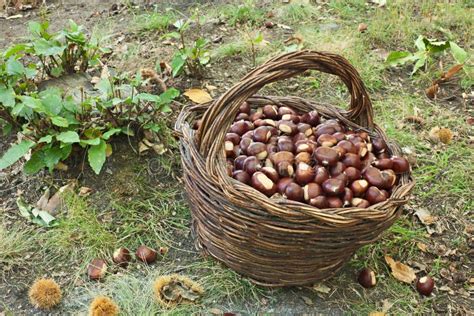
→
(51, 116, 69, 127)
(0, 140, 35, 170)
(171, 54, 186, 77)
(102, 128, 121, 140)
(0, 85, 16, 108)
(450, 42, 468, 64)
(136, 93, 160, 102)
(56, 131, 80, 143)
(6, 58, 25, 76)
(3, 44, 27, 58)
(88, 139, 107, 174)
(24, 150, 46, 174)
(80, 138, 101, 146)
(38, 135, 53, 143)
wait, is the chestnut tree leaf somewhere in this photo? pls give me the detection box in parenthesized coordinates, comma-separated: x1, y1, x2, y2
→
(183, 88, 212, 104)
(87, 139, 107, 175)
(384, 255, 416, 284)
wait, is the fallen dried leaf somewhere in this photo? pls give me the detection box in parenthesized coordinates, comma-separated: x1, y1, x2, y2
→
(43, 182, 76, 215)
(312, 283, 331, 294)
(183, 88, 212, 104)
(301, 296, 313, 306)
(36, 189, 50, 210)
(417, 242, 428, 253)
(358, 23, 368, 32)
(209, 308, 223, 315)
(369, 312, 385, 316)
(79, 187, 93, 197)
(415, 208, 437, 225)
(425, 84, 439, 99)
(382, 299, 393, 312)
(441, 64, 463, 81)
(385, 255, 416, 284)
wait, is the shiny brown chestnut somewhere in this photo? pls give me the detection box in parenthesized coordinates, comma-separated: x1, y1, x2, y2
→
(278, 106, 296, 116)
(351, 179, 369, 197)
(373, 158, 393, 170)
(358, 268, 376, 288)
(351, 198, 370, 208)
(277, 177, 294, 194)
(263, 104, 279, 119)
(247, 142, 268, 160)
(344, 166, 361, 182)
(281, 114, 300, 124)
(365, 186, 388, 204)
(317, 134, 338, 147)
(342, 153, 362, 169)
(270, 151, 294, 166)
(251, 171, 277, 197)
(260, 166, 279, 183)
(309, 196, 328, 208)
(362, 167, 385, 189)
(295, 152, 312, 165)
(297, 123, 313, 136)
(240, 138, 252, 154)
(229, 120, 253, 136)
(243, 156, 261, 175)
(300, 110, 320, 126)
(303, 183, 322, 201)
(239, 102, 251, 114)
(327, 196, 343, 208)
(371, 137, 387, 153)
(225, 133, 240, 145)
(314, 147, 339, 166)
(337, 140, 357, 154)
(342, 188, 354, 206)
(235, 113, 249, 121)
(314, 166, 330, 184)
(232, 170, 251, 184)
(284, 183, 304, 202)
(391, 156, 410, 173)
(322, 178, 345, 196)
(330, 161, 345, 176)
(277, 138, 295, 153)
(278, 120, 298, 135)
(112, 248, 131, 267)
(253, 126, 272, 143)
(295, 162, 315, 185)
(416, 276, 435, 296)
(276, 161, 294, 177)
(136, 245, 157, 264)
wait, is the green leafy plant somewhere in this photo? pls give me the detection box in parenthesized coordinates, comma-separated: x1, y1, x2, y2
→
(246, 31, 264, 68)
(0, 21, 180, 175)
(165, 16, 210, 78)
(386, 35, 469, 75)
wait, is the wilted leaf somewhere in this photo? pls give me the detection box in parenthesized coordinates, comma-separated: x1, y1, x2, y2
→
(425, 84, 439, 99)
(54, 161, 69, 171)
(384, 255, 416, 284)
(441, 64, 463, 81)
(312, 283, 331, 294)
(36, 189, 50, 210)
(183, 88, 212, 104)
(404, 115, 425, 127)
(415, 208, 436, 225)
(301, 296, 313, 306)
(417, 242, 428, 253)
(43, 182, 76, 215)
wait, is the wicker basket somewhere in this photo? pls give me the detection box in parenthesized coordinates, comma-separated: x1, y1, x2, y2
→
(175, 51, 414, 287)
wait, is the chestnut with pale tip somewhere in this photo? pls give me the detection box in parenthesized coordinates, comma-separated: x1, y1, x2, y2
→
(295, 162, 315, 185)
(250, 111, 264, 122)
(300, 110, 320, 126)
(235, 113, 249, 121)
(284, 182, 304, 202)
(416, 276, 435, 296)
(391, 156, 410, 173)
(234, 155, 247, 170)
(322, 178, 345, 196)
(260, 166, 279, 183)
(297, 123, 313, 136)
(281, 113, 300, 123)
(277, 138, 295, 153)
(229, 120, 252, 136)
(224, 141, 236, 158)
(362, 167, 386, 189)
(344, 166, 361, 182)
(88, 259, 107, 280)
(276, 161, 294, 177)
(253, 126, 272, 143)
(314, 125, 336, 137)
(317, 134, 338, 147)
(380, 169, 397, 189)
(112, 248, 131, 267)
(247, 142, 268, 160)
(243, 156, 261, 175)
(333, 132, 346, 142)
(337, 140, 357, 154)
(371, 137, 387, 153)
(239, 138, 252, 154)
(263, 104, 279, 119)
(233, 170, 251, 184)
(327, 196, 343, 208)
(351, 198, 370, 208)
(342, 153, 362, 169)
(309, 195, 328, 208)
(225, 133, 240, 145)
(358, 268, 376, 288)
(278, 120, 297, 135)
(351, 179, 369, 197)
(365, 186, 388, 205)
(136, 245, 158, 264)
(329, 161, 345, 176)
(277, 177, 294, 194)
(314, 166, 330, 184)
(239, 102, 251, 114)
(315, 147, 339, 166)
(303, 183, 322, 201)
(270, 151, 294, 166)
(342, 188, 353, 206)
(251, 172, 277, 197)
(373, 158, 393, 170)
(278, 106, 296, 116)
(295, 152, 311, 165)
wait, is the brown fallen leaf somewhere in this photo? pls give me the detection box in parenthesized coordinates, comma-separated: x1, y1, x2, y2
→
(417, 242, 428, 253)
(385, 255, 416, 284)
(414, 208, 437, 225)
(358, 23, 368, 32)
(36, 189, 50, 210)
(183, 88, 212, 104)
(312, 283, 331, 294)
(209, 308, 223, 315)
(441, 64, 463, 81)
(79, 187, 93, 197)
(301, 296, 313, 306)
(369, 312, 385, 316)
(425, 84, 439, 99)
(105, 143, 113, 157)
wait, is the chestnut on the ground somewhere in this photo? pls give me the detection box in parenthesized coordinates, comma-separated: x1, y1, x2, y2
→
(358, 268, 376, 288)
(416, 276, 435, 296)
(136, 245, 157, 264)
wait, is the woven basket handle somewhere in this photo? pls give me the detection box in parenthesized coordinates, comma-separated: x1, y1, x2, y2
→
(198, 50, 374, 155)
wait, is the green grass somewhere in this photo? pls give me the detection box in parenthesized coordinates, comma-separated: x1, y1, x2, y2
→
(212, 41, 247, 59)
(0, 224, 35, 267)
(278, 1, 318, 24)
(132, 10, 175, 33)
(217, 1, 266, 26)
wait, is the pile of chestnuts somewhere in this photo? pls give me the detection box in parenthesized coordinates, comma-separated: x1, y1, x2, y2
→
(218, 101, 410, 209)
